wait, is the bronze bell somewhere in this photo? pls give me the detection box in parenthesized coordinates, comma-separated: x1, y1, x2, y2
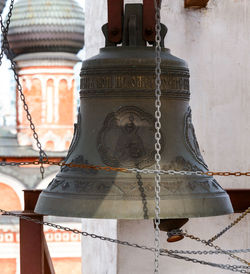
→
(35, 4, 233, 221)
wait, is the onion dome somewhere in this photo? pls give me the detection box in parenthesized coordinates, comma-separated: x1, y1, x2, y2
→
(7, 0, 84, 55)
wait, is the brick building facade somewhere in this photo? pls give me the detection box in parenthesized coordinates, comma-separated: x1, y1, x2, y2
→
(0, 0, 85, 272)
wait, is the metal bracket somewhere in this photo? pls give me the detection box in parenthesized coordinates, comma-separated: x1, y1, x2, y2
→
(107, 0, 124, 43)
(107, 0, 165, 45)
(106, 1, 167, 46)
(142, 0, 161, 43)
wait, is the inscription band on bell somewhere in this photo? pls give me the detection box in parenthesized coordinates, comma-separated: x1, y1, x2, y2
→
(80, 73, 190, 96)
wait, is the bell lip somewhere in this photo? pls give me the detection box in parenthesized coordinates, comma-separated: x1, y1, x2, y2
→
(35, 190, 234, 219)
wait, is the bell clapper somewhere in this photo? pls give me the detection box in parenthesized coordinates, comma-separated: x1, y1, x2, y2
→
(157, 218, 189, 243)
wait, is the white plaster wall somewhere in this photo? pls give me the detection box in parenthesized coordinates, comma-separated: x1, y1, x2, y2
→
(83, 0, 250, 273)
(82, 219, 117, 274)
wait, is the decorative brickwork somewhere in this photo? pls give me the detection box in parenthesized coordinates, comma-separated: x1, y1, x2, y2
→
(16, 60, 78, 152)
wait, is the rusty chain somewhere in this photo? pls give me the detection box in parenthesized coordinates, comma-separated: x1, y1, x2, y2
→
(0, 160, 249, 178)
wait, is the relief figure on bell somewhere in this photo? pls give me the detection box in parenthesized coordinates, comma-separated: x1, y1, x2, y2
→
(114, 114, 146, 161)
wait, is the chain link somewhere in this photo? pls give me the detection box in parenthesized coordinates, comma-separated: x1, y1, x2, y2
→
(183, 232, 250, 266)
(154, 1, 162, 273)
(169, 248, 250, 255)
(204, 171, 250, 177)
(136, 171, 149, 219)
(208, 207, 250, 244)
(161, 252, 250, 273)
(0, 159, 250, 179)
(0, 0, 48, 179)
(0, 208, 249, 273)
(0, 0, 14, 66)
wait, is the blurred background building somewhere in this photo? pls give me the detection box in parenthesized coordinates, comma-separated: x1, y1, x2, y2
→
(0, 0, 84, 273)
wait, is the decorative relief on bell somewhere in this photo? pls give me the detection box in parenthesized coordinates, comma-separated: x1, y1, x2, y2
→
(35, 4, 233, 218)
(184, 107, 208, 170)
(47, 179, 61, 191)
(61, 155, 98, 175)
(162, 156, 202, 172)
(97, 106, 164, 169)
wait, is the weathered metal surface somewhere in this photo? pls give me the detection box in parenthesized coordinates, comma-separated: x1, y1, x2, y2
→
(184, 0, 209, 8)
(7, 0, 84, 55)
(35, 4, 233, 219)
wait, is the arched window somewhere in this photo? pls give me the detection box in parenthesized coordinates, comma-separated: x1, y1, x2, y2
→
(45, 140, 55, 151)
(0, 183, 22, 211)
(59, 79, 73, 125)
(46, 79, 55, 123)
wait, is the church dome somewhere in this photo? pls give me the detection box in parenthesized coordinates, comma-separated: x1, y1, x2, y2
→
(7, 0, 84, 55)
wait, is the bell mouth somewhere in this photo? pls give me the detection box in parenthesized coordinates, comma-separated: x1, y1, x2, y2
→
(35, 186, 233, 219)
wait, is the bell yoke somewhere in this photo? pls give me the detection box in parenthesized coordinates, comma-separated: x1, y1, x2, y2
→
(35, 2, 233, 226)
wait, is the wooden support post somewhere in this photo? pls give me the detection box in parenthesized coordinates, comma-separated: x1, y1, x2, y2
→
(18, 190, 55, 274)
(143, 0, 162, 43)
(107, 0, 124, 43)
(184, 0, 209, 8)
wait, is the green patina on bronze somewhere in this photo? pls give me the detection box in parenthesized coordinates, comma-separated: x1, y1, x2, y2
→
(35, 4, 233, 219)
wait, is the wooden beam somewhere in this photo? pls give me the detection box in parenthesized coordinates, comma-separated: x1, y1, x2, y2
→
(20, 190, 44, 274)
(143, 0, 161, 43)
(107, 0, 124, 43)
(184, 0, 209, 8)
(226, 189, 250, 213)
(14, 190, 55, 274)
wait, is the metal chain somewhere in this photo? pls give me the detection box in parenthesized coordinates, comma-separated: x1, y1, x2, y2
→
(161, 252, 250, 273)
(183, 232, 250, 266)
(169, 248, 250, 255)
(165, 230, 250, 269)
(0, 208, 249, 273)
(0, 0, 48, 178)
(154, 0, 162, 273)
(208, 207, 250, 243)
(136, 171, 149, 219)
(0, 0, 14, 66)
(0, 160, 250, 178)
(0, 208, 155, 252)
